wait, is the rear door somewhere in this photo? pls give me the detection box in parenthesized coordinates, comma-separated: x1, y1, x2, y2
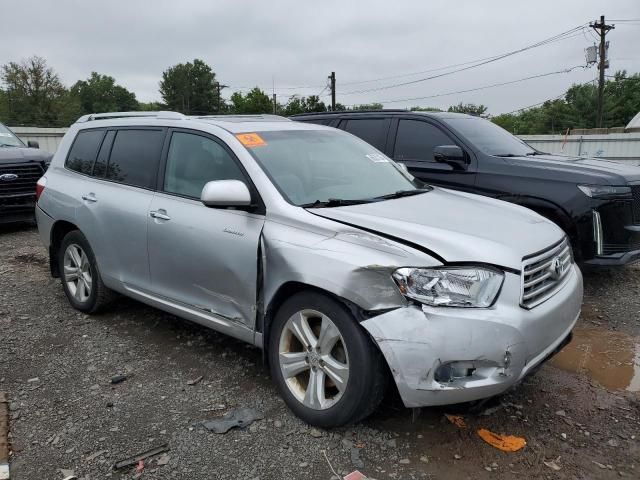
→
(389, 118, 477, 190)
(76, 127, 165, 290)
(147, 129, 265, 330)
(339, 117, 391, 153)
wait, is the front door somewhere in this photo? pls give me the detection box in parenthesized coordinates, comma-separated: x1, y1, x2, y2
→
(390, 118, 477, 191)
(147, 129, 265, 328)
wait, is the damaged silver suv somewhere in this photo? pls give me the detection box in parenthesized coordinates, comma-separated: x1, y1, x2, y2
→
(36, 112, 583, 427)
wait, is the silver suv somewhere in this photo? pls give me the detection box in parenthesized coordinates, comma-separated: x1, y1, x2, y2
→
(36, 111, 583, 427)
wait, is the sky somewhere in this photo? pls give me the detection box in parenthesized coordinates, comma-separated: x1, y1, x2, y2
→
(1, 0, 639, 115)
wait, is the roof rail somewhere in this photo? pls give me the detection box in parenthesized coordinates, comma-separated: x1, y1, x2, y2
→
(76, 111, 186, 123)
(193, 114, 290, 122)
(291, 109, 408, 117)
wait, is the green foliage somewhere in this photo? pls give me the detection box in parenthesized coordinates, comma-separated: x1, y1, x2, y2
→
(230, 87, 273, 114)
(138, 101, 166, 111)
(0, 56, 68, 126)
(492, 71, 640, 134)
(278, 95, 328, 116)
(410, 106, 443, 112)
(448, 102, 487, 116)
(70, 72, 138, 115)
(159, 59, 220, 115)
(352, 103, 384, 111)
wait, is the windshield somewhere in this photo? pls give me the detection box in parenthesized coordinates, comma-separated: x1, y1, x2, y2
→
(444, 116, 536, 157)
(0, 124, 24, 147)
(244, 129, 423, 206)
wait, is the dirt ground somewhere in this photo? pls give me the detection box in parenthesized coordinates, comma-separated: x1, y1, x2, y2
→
(1, 224, 638, 480)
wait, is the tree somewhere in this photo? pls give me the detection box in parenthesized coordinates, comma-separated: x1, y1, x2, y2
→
(352, 103, 384, 111)
(447, 102, 487, 116)
(70, 72, 138, 114)
(230, 88, 273, 114)
(410, 106, 443, 112)
(159, 59, 219, 115)
(0, 56, 67, 126)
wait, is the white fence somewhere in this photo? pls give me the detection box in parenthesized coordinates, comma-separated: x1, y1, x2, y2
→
(10, 126, 68, 154)
(9, 126, 640, 165)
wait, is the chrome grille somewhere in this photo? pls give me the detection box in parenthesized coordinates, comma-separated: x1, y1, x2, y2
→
(0, 164, 43, 196)
(521, 238, 573, 309)
(632, 186, 640, 225)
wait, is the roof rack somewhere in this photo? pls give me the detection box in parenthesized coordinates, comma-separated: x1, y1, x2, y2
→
(193, 114, 290, 122)
(76, 111, 186, 123)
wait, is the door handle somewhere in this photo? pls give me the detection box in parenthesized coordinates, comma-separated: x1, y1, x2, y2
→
(82, 194, 97, 203)
(150, 210, 171, 221)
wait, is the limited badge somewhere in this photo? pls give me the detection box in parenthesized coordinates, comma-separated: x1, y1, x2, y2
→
(235, 133, 267, 148)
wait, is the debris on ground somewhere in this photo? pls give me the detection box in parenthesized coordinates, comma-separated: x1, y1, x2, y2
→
(112, 444, 169, 470)
(350, 446, 364, 469)
(85, 449, 107, 462)
(543, 456, 562, 471)
(135, 460, 144, 473)
(477, 428, 526, 452)
(480, 404, 504, 416)
(343, 471, 368, 480)
(58, 469, 76, 479)
(201, 408, 263, 434)
(110, 374, 128, 385)
(0, 392, 9, 480)
(187, 375, 203, 386)
(445, 414, 467, 428)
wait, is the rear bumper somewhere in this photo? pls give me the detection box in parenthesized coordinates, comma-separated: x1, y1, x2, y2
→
(362, 266, 583, 408)
(35, 204, 54, 247)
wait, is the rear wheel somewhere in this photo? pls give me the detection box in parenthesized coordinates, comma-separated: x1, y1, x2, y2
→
(268, 291, 387, 427)
(58, 230, 114, 313)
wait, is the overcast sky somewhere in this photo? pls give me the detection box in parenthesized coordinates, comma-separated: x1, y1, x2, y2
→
(2, 0, 638, 114)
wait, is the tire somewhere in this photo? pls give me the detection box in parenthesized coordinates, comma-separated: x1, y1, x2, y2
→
(268, 291, 387, 427)
(58, 230, 115, 313)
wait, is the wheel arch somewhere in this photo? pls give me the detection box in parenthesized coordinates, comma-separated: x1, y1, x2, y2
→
(49, 220, 80, 277)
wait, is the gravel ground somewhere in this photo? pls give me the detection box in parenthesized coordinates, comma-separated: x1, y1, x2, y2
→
(1, 225, 639, 480)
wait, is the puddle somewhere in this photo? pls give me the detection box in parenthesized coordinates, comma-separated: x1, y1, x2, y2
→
(551, 326, 640, 392)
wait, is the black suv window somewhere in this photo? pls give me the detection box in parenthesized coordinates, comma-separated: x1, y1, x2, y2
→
(106, 129, 164, 188)
(394, 119, 455, 162)
(342, 118, 389, 151)
(66, 130, 105, 175)
(163, 131, 245, 198)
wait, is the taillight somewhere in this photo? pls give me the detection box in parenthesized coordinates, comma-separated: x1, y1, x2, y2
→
(36, 176, 47, 201)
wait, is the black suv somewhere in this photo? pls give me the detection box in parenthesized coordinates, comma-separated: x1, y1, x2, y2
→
(293, 110, 640, 266)
(0, 122, 51, 224)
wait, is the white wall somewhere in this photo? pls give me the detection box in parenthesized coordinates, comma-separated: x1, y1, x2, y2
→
(10, 126, 68, 154)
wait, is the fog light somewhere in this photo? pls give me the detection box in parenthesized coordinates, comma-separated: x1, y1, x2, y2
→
(435, 362, 476, 383)
(503, 351, 512, 369)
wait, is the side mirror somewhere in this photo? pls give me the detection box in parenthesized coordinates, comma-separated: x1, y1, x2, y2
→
(433, 145, 467, 169)
(201, 180, 252, 207)
(27, 140, 39, 149)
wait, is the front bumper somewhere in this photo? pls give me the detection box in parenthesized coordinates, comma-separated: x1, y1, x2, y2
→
(362, 265, 583, 408)
(0, 194, 36, 224)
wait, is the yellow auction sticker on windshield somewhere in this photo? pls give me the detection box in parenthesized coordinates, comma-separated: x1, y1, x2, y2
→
(236, 133, 267, 148)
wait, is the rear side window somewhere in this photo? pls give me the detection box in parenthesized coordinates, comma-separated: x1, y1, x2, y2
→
(163, 131, 245, 198)
(93, 131, 115, 178)
(342, 118, 389, 151)
(66, 130, 105, 175)
(106, 129, 164, 189)
(393, 120, 455, 162)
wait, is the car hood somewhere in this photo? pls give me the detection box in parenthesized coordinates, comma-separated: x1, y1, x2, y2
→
(502, 153, 640, 183)
(0, 147, 52, 164)
(310, 188, 564, 270)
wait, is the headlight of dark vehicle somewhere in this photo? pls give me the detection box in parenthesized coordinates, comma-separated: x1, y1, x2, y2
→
(392, 267, 504, 308)
(577, 185, 631, 199)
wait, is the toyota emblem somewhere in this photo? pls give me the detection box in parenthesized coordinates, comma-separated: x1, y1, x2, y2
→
(0, 173, 18, 182)
(548, 257, 564, 280)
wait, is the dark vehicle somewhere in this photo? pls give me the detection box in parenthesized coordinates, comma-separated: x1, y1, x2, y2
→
(293, 111, 640, 266)
(0, 123, 51, 224)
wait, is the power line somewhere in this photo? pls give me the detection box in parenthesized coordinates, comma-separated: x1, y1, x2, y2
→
(501, 78, 597, 115)
(338, 24, 589, 95)
(372, 66, 587, 105)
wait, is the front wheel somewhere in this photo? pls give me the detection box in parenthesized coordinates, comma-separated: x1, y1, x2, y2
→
(268, 291, 387, 427)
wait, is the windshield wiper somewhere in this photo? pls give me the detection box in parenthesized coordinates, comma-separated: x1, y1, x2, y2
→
(301, 198, 377, 208)
(494, 153, 520, 157)
(525, 151, 543, 156)
(373, 188, 432, 200)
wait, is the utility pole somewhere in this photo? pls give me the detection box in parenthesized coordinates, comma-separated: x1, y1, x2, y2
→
(272, 93, 277, 115)
(328, 72, 336, 111)
(591, 15, 614, 128)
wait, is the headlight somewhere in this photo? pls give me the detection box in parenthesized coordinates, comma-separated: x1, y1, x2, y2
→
(392, 267, 504, 308)
(578, 185, 631, 199)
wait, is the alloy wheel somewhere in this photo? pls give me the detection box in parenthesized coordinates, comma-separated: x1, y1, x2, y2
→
(63, 243, 92, 303)
(278, 309, 349, 410)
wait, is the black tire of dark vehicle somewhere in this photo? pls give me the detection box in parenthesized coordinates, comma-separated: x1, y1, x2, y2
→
(268, 291, 387, 427)
(58, 230, 115, 313)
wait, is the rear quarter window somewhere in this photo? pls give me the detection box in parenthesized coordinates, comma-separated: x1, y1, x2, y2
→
(65, 130, 105, 175)
(106, 129, 165, 189)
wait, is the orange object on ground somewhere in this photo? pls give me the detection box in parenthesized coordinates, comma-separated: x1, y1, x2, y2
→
(477, 428, 526, 452)
(445, 414, 467, 428)
(235, 133, 267, 148)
